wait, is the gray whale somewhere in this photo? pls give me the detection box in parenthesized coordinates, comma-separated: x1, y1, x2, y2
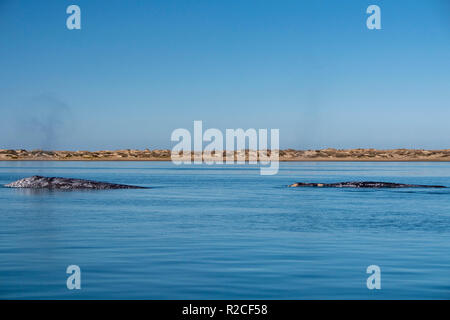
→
(288, 181, 446, 188)
(5, 176, 147, 190)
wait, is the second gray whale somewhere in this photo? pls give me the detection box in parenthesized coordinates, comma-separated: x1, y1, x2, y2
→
(288, 181, 446, 188)
(5, 176, 147, 190)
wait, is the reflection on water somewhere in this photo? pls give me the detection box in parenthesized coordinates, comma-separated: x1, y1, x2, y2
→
(5, 187, 61, 196)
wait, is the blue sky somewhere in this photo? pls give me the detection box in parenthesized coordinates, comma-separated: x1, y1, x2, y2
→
(0, 0, 449, 150)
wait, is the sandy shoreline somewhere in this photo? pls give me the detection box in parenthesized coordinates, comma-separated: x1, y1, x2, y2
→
(1, 148, 450, 162)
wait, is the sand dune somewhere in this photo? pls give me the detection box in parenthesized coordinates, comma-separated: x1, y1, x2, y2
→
(1, 148, 450, 161)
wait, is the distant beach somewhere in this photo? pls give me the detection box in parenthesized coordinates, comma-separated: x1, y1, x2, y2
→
(1, 148, 450, 161)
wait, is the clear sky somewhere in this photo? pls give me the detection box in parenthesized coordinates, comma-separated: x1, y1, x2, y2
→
(0, 0, 449, 150)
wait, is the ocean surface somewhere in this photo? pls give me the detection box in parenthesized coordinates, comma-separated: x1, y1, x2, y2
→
(1, 161, 450, 299)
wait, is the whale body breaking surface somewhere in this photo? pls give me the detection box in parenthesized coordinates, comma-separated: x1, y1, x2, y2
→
(5, 176, 147, 190)
(4, 176, 446, 190)
(288, 181, 446, 188)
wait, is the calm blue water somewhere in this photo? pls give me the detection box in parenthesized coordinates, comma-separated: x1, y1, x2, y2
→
(1, 161, 450, 299)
